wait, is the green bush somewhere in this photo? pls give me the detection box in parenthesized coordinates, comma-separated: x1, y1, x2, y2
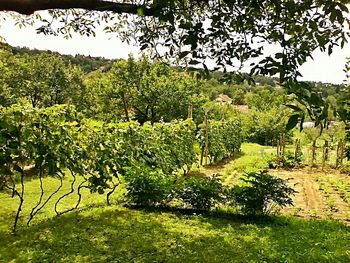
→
(198, 120, 243, 164)
(174, 174, 224, 211)
(124, 169, 173, 206)
(268, 151, 302, 169)
(282, 151, 302, 168)
(229, 170, 296, 215)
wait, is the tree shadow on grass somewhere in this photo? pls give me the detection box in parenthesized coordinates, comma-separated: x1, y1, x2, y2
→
(0, 205, 349, 262)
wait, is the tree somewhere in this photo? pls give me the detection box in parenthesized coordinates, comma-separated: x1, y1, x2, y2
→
(0, 48, 13, 105)
(1, 1, 347, 78)
(1, 0, 349, 127)
(0, 51, 84, 107)
(108, 55, 139, 122)
(108, 56, 202, 123)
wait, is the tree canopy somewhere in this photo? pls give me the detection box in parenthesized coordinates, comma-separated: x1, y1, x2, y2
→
(1, 0, 349, 128)
(1, 1, 348, 78)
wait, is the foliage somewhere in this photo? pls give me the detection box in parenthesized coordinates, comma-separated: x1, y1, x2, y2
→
(198, 119, 243, 164)
(0, 51, 84, 107)
(243, 107, 291, 146)
(109, 56, 203, 123)
(82, 55, 205, 123)
(2, 1, 349, 128)
(0, 103, 203, 230)
(124, 169, 173, 206)
(269, 151, 303, 169)
(1, 191, 350, 263)
(230, 171, 296, 216)
(244, 87, 286, 111)
(173, 174, 224, 211)
(5, 1, 348, 84)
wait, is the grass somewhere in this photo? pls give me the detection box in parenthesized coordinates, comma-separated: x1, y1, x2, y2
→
(1, 203, 350, 262)
(315, 174, 341, 215)
(326, 176, 350, 205)
(219, 143, 274, 184)
(1, 144, 350, 262)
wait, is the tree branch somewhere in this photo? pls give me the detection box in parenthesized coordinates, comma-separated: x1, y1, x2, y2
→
(0, 0, 156, 16)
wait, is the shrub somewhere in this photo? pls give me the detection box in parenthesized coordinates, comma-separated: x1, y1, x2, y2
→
(282, 151, 302, 168)
(268, 151, 302, 169)
(174, 174, 224, 211)
(229, 170, 296, 215)
(125, 169, 173, 206)
(344, 145, 350, 161)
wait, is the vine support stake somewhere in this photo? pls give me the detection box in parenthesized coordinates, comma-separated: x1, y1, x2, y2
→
(311, 140, 317, 166)
(322, 140, 328, 170)
(187, 102, 193, 119)
(204, 112, 209, 166)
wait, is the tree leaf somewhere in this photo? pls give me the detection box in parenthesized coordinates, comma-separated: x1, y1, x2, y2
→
(286, 114, 299, 131)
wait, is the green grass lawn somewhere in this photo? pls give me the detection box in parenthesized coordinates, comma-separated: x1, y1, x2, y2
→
(1, 203, 350, 262)
(1, 144, 350, 262)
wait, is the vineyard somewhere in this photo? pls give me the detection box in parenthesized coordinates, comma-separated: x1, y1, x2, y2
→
(0, 103, 244, 230)
(1, 45, 350, 262)
(1, 142, 350, 262)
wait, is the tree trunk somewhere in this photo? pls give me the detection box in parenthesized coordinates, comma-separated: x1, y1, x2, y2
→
(121, 92, 130, 122)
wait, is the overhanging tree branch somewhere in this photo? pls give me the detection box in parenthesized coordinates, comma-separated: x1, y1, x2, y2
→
(0, 0, 156, 16)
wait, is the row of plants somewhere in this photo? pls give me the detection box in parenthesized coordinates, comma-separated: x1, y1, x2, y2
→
(315, 175, 337, 212)
(125, 170, 296, 216)
(324, 175, 350, 206)
(0, 103, 243, 231)
(198, 119, 243, 164)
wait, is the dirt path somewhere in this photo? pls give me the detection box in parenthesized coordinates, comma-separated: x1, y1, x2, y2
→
(268, 169, 350, 222)
(200, 154, 350, 222)
(271, 170, 326, 218)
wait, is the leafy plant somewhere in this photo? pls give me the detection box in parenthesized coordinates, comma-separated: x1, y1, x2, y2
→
(282, 151, 303, 168)
(268, 151, 303, 169)
(174, 174, 224, 211)
(198, 119, 243, 164)
(124, 168, 173, 207)
(229, 171, 296, 216)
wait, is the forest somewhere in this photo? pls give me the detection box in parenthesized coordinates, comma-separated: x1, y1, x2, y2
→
(1, 43, 350, 262)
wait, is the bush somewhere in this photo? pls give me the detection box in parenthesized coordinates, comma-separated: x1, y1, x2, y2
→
(174, 174, 224, 211)
(268, 151, 302, 169)
(229, 170, 296, 215)
(125, 169, 173, 206)
(282, 151, 302, 168)
(344, 145, 350, 161)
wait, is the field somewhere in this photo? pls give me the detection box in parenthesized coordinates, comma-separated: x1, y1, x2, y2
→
(1, 143, 350, 262)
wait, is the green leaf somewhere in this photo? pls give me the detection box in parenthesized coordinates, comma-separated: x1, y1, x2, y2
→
(179, 51, 190, 59)
(137, 7, 145, 16)
(13, 164, 23, 173)
(286, 114, 299, 131)
(286, 104, 302, 112)
(189, 60, 200, 65)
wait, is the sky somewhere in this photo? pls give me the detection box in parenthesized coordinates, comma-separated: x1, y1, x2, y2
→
(0, 17, 349, 84)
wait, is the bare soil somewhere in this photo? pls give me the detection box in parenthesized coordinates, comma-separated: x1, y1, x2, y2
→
(204, 160, 350, 223)
(269, 168, 350, 222)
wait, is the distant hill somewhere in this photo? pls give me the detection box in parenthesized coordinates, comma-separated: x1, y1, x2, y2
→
(0, 42, 346, 97)
(0, 42, 115, 73)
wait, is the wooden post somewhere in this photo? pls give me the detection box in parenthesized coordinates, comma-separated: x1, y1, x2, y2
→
(340, 140, 344, 165)
(311, 140, 316, 166)
(188, 102, 193, 119)
(277, 137, 280, 168)
(336, 139, 344, 168)
(200, 146, 204, 166)
(336, 140, 340, 167)
(294, 139, 300, 164)
(204, 113, 209, 165)
(322, 140, 329, 169)
(281, 134, 286, 158)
